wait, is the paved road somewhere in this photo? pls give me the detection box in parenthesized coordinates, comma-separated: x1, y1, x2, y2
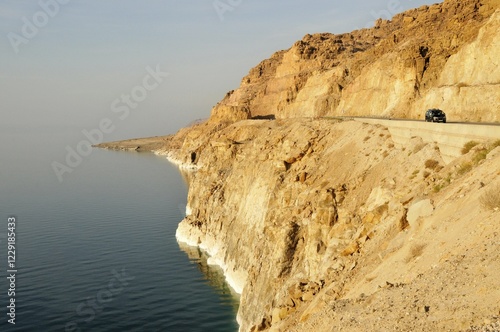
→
(346, 116, 500, 164)
(332, 116, 500, 126)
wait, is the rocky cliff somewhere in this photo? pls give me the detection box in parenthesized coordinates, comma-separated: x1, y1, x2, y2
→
(213, 0, 500, 123)
(97, 0, 500, 330)
(159, 1, 500, 330)
(169, 117, 500, 331)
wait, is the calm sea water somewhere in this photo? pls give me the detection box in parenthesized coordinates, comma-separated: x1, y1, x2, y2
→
(0, 127, 239, 331)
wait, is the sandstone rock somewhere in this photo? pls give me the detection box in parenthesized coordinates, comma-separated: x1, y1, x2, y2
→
(288, 284, 303, 300)
(365, 187, 393, 212)
(403, 16, 415, 25)
(331, 259, 345, 272)
(407, 199, 434, 227)
(209, 105, 250, 124)
(342, 241, 359, 256)
(298, 172, 307, 183)
(302, 291, 315, 302)
(271, 307, 285, 325)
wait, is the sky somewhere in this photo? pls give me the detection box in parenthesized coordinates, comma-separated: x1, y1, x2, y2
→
(0, 0, 442, 140)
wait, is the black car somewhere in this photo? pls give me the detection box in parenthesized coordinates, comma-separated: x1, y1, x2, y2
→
(425, 109, 446, 123)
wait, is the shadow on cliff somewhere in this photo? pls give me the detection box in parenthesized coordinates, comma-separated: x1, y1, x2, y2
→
(251, 114, 276, 120)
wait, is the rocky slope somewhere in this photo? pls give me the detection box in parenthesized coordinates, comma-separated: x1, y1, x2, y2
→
(214, 0, 500, 122)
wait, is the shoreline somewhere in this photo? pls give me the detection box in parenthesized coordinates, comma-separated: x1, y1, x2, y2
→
(175, 234, 244, 329)
(175, 225, 245, 296)
(166, 156, 245, 296)
(156, 151, 246, 328)
(94, 141, 244, 327)
(170, 156, 245, 329)
(153, 150, 201, 171)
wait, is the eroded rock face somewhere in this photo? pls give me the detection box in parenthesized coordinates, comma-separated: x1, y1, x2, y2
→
(213, 0, 500, 122)
(168, 117, 500, 331)
(174, 120, 395, 330)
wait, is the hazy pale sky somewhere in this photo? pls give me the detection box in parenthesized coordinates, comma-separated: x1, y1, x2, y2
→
(1, 0, 441, 139)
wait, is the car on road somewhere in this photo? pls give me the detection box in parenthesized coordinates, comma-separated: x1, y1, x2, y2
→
(425, 109, 446, 123)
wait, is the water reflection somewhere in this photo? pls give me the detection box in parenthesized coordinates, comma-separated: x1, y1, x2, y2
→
(178, 241, 240, 314)
(177, 167, 195, 187)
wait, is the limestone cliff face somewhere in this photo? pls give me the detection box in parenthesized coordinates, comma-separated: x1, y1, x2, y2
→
(214, 0, 500, 123)
(176, 119, 407, 329)
(170, 118, 500, 331)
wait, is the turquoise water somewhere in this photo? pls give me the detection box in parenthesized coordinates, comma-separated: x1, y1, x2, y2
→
(0, 127, 239, 331)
